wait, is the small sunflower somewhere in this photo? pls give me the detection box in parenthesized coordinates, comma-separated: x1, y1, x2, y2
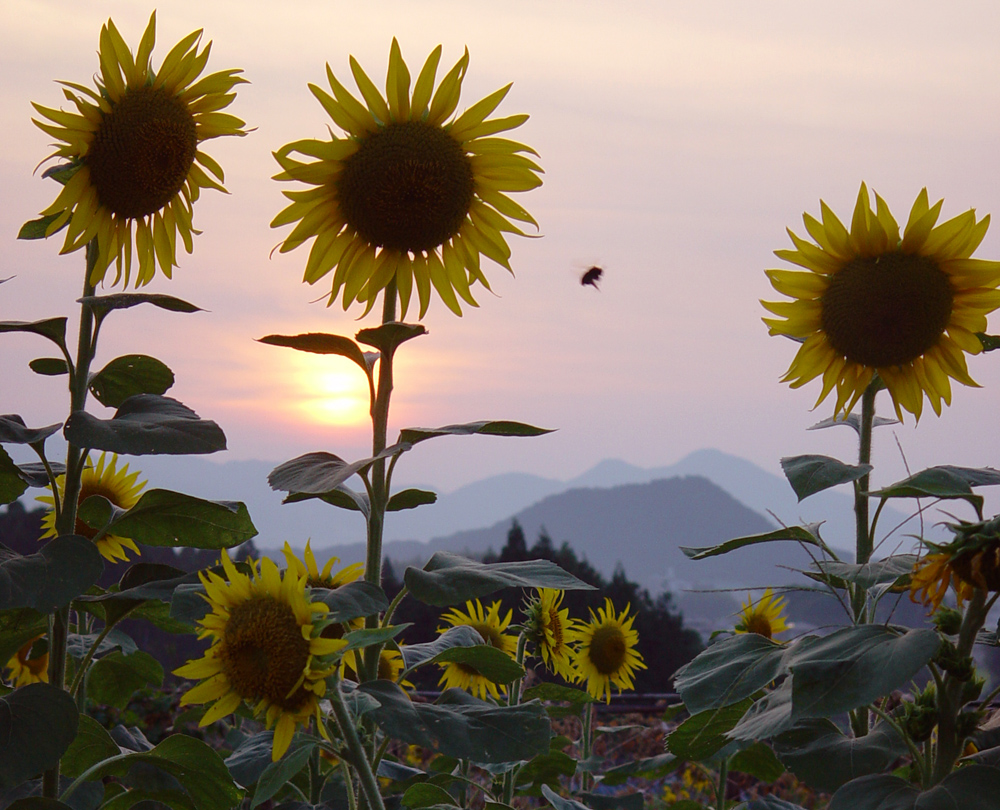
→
(31, 11, 247, 287)
(573, 599, 645, 703)
(4, 636, 49, 687)
(437, 599, 517, 700)
(38, 451, 145, 562)
(762, 184, 1000, 420)
(910, 515, 1000, 609)
(174, 550, 347, 761)
(522, 588, 582, 682)
(271, 39, 542, 318)
(735, 588, 790, 640)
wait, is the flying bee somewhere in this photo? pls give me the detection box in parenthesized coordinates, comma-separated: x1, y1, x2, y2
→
(580, 265, 603, 289)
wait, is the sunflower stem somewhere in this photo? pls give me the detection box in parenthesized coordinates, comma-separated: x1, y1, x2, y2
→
(715, 757, 728, 810)
(851, 382, 878, 618)
(580, 702, 594, 792)
(43, 247, 99, 800)
(501, 633, 529, 805)
(329, 677, 386, 810)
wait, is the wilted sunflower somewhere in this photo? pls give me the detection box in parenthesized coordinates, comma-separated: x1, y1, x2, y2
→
(38, 452, 145, 562)
(31, 11, 246, 287)
(735, 588, 790, 640)
(174, 551, 346, 761)
(272, 39, 542, 318)
(437, 599, 517, 700)
(4, 636, 49, 687)
(573, 599, 645, 703)
(762, 184, 1000, 420)
(910, 515, 1000, 609)
(522, 588, 582, 681)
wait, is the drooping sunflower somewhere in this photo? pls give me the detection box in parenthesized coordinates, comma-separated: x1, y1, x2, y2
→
(4, 636, 49, 687)
(31, 11, 247, 287)
(522, 588, 582, 682)
(174, 550, 347, 761)
(910, 515, 1000, 610)
(734, 588, 790, 640)
(38, 452, 145, 562)
(271, 39, 543, 318)
(762, 184, 1000, 420)
(572, 599, 645, 703)
(437, 599, 517, 700)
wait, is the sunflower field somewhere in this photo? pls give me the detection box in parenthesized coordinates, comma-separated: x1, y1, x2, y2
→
(4, 10, 1000, 810)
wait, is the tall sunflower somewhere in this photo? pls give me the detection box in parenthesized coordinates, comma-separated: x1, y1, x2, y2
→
(174, 550, 346, 761)
(734, 588, 790, 640)
(271, 39, 542, 318)
(573, 599, 645, 703)
(762, 184, 1000, 420)
(4, 636, 49, 688)
(31, 11, 247, 287)
(522, 588, 582, 682)
(38, 452, 145, 562)
(437, 599, 517, 700)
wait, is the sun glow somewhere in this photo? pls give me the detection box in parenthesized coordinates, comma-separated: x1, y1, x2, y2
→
(291, 362, 371, 426)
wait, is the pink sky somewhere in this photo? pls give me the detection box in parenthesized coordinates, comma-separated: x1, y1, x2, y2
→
(2, 1, 1000, 524)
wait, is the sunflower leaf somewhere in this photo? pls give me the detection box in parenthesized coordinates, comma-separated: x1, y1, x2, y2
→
(75, 563, 195, 628)
(404, 552, 595, 607)
(64, 395, 227, 456)
(807, 414, 899, 433)
(0, 317, 68, 350)
(398, 420, 554, 446)
(251, 736, 317, 808)
(780, 455, 872, 502)
(680, 525, 828, 561)
(0, 535, 104, 612)
(89, 355, 175, 408)
(0, 684, 79, 789)
(87, 650, 164, 709)
(0, 446, 28, 504)
(827, 767, 1000, 810)
(342, 625, 409, 653)
(355, 322, 427, 355)
(29, 357, 70, 376)
(11, 460, 64, 487)
(728, 742, 786, 782)
(283, 484, 370, 515)
(868, 466, 1000, 517)
(400, 625, 485, 673)
(540, 785, 590, 810)
(387, 488, 437, 511)
(522, 683, 595, 705)
(60, 716, 122, 779)
(257, 332, 372, 380)
(666, 698, 755, 760)
(598, 753, 682, 786)
(17, 213, 68, 240)
(268, 446, 407, 494)
(78, 294, 204, 316)
(0, 414, 63, 446)
(976, 333, 1000, 352)
(430, 645, 525, 684)
(809, 555, 919, 590)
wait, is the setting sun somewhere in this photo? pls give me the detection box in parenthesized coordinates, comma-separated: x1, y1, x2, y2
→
(293, 362, 371, 426)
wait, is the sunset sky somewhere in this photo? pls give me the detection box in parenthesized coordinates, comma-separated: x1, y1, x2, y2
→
(2, 1, 1000, 522)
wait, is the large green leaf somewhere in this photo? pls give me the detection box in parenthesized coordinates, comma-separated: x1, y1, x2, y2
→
(283, 484, 369, 515)
(78, 293, 203, 316)
(0, 414, 62, 445)
(398, 420, 553, 446)
(87, 651, 164, 708)
(401, 625, 486, 672)
(226, 731, 306, 788)
(829, 766, 1000, 809)
(666, 698, 754, 760)
(89, 355, 175, 408)
(514, 751, 577, 795)
(400, 783, 458, 809)
(101, 489, 257, 548)
(356, 322, 427, 354)
(429, 645, 524, 684)
(868, 466, 1000, 517)
(257, 333, 372, 379)
(12, 460, 65, 487)
(0, 318, 68, 350)
(728, 681, 793, 741)
(0, 608, 48, 666)
(359, 680, 550, 763)
(75, 563, 193, 627)
(681, 525, 826, 560)
(809, 555, 919, 590)
(268, 446, 404, 494)
(18, 213, 68, 239)
(780, 455, 872, 502)
(342, 625, 408, 653)
(311, 580, 388, 622)
(728, 742, 785, 782)
(773, 719, 908, 792)
(61, 715, 122, 778)
(404, 552, 594, 607)
(0, 683, 79, 789)
(0, 535, 104, 612)
(251, 736, 316, 808)
(64, 395, 226, 456)
(0, 446, 28, 504)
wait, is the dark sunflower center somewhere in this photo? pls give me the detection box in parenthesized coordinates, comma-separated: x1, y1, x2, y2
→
(588, 625, 627, 675)
(86, 85, 197, 219)
(744, 614, 774, 639)
(220, 596, 312, 710)
(546, 608, 565, 651)
(337, 120, 474, 253)
(820, 252, 954, 368)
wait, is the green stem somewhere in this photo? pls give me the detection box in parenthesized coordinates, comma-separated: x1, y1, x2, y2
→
(580, 702, 594, 793)
(869, 703, 925, 781)
(381, 586, 408, 629)
(715, 758, 728, 810)
(309, 734, 322, 804)
(68, 622, 114, 702)
(852, 381, 878, 607)
(329, 678, 386, 810)
(501, 634, 529, 805)
(340, 759, 358, 810)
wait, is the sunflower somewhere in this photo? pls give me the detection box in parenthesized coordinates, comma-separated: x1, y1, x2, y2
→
(522, 588, 582, 681)
(762, 184, 1000, 420)
(572, 599, 645, 703)
(910, 554, 974, 611)
(735, 588, 790, 640)
(437, 599, 517, 700)
(345, 646, 415, 691)
(38, 452, 145, 562)
(4, 636, 49, 687)
(31, 11, 246, 287)
(174, 550, 347, 761)
(271, 39, 542, 318)
(910, 516, 1000, 609)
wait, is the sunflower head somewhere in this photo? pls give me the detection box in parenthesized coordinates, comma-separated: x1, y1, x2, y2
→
(31, 11, 247, 287)
(572, 599, 646, 703)
(522, 588, 582, 681)
(4, 636, 49, 688)
(281, 540, 364, 589)
(436, 599, 517, 700)
(38, 452, 145, 562)
(762, 184, 1000, 420)
(174, 550, 347, 760)
(911, 516, 1000, 608)
(735, 588, 790, 640)
(271, 39, 542, 319)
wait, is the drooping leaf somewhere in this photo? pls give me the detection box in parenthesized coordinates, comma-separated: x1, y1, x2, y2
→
(0, 446, 28, 504)
(387, 488, 437, 511)
(67, 627, 137, 659)
(359, 680, 550, 763)
(0, 683, 79, 789)
(807, 414, 898, 434)
(868, 466, 1000, 517)
(78, 293, 203, 316)
(727, 742, 785, 782)
(666, 698, 754, 760)
(400, 625, 485, 672)
(773, 719, 908, 792)
(404, 552, 594, 607)
(18, 213, 67, 240)
(514, 751, 577, 795)
(268, 446, 404, 494)
(61, 715, 122, 778)
(87, 650, 164, 708)
(398, 420, 553, 447)
(681, 524, 827, 560)
(257, 333, 371, 378)
(12, 460, 65, 487)
(342, 625, 409, 653)
(728, 681, 794, 741)
(251, 736, 317, 808)
(283, 484, 370, 515)
(428, 645, 524, 684)
(0, 535, 104, 612)
(809, 555, 918, 591)
(75, 563, 192, 627)
(64, 395, 227, 456)
(311, 580, 388, 622)
(29, 357, 69, 376)
(226, 732, 315, 789)
(0, 318, 68, 350)
(0, 414, 62, 445)
(780, 455, 872, 502)
(89, 355, 175, 408)
(355, 322, 427, 354)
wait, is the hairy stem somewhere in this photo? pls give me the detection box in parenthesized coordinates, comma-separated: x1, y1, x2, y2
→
(329, 678, 386, 810)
